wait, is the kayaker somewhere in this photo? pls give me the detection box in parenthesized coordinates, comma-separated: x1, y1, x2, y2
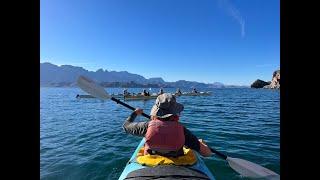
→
(192, 88, 198, 93)
(122, 93, 212, 157)
(76, 94, 80, 98)
(123, 89, 130, 96)
(142, 89, 150, 96)
(158, 88, 164, 95)
(176, 88, 182, 95)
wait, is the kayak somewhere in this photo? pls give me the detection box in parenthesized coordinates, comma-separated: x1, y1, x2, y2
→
(76, 94, 158, 100)
(174, 92, 212, 96)
(76, 94, 123, 99)
(76, 94, 96, 98)
(124, 95, 158, 101)
(118, 138, 216, 180)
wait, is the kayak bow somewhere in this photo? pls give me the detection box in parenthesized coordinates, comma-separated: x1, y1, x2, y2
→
(118, 138, 216, 180)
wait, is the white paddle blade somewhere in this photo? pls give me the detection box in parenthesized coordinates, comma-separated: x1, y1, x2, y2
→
(227, 157, 280, 179)
(77, 75, 110, 99)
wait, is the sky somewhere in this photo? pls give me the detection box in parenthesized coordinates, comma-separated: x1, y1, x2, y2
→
(40, 0, 279, 85)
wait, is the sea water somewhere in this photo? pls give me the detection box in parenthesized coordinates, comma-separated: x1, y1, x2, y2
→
(40, 87, 279, 180)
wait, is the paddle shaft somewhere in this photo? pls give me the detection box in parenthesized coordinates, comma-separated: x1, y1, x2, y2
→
(110, 97, 151, 119)
(209, 147, 227, 160)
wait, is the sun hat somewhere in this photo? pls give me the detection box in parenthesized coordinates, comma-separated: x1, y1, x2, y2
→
(150, 93, 184, 118)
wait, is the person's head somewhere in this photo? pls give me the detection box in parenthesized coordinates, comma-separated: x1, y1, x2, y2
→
(150, 93, 184, 120)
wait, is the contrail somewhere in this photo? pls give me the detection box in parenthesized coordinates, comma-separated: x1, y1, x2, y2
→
(217, 0, 245, 38)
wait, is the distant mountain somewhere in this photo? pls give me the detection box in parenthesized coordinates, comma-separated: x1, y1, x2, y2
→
(40, 62, 235, 88)
(40, 62, 148, 85)
(224, 85, 250, 88)
(208, 82, 225, 88)
(40, 63, 88, 85)
(147, 77, 166, 84)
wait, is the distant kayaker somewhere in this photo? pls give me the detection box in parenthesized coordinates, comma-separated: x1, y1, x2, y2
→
(122, 93, 213, 157)
(158, 88, 164, 95)
(192, 88, 198, 93)
(142, 89, 150, 96)
(123, 89, 130, 96)
(76, 94, 80, 98)
(176, 88, 182, 95)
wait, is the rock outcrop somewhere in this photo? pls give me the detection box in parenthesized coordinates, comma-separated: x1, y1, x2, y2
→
(263, 70, 280, 89)
(251, 70, 280, 89)
(251, 79, 271, 88)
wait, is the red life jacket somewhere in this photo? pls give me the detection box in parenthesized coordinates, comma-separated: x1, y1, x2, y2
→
(144, 116, 185, 155)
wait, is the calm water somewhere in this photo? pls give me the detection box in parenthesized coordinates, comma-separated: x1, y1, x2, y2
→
(40, 87, 280, 180)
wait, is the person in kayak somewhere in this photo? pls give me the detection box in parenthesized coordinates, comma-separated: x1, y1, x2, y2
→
(123, 89, 130, 96)
(142, 89, 150, 96)
(176, 88, 182, 95)
(158, 88, 164, 95)
(122, 93, 212, 157)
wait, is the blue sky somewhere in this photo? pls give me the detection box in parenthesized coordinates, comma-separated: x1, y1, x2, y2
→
(41, 0, 279, 85)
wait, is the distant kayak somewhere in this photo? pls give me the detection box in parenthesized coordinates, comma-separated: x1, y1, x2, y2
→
(76, 94, 123, 99)
(124, 94, 158, 101)
(174, 92, 212, 96)
(118, 138, 216, 180)
(76, 94, 95, 98)
(76, 92, 212, 100)
(76, 94, 157, 100)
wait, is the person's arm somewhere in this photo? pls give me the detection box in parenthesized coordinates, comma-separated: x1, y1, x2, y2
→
(183, 127, 213, 157)
(122, 110, 149, 137)
(183, 127, 200, 150)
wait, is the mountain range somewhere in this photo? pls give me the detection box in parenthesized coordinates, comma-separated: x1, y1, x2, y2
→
(40, 62, 248, 88)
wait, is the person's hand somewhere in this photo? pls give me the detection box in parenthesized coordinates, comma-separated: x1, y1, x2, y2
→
(199, 139, 213, 157)
(134, 108, 143, 115)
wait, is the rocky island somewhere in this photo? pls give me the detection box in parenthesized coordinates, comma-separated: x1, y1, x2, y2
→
(251, 70, 280, 89)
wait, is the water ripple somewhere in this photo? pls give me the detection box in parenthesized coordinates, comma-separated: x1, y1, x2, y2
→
(41, 87, 280, 179)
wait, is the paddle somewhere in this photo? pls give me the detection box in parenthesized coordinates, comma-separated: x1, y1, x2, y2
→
(77, 75, 151, 119)
(76, 75, 280, 179)
(209, 147, 279, 179)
